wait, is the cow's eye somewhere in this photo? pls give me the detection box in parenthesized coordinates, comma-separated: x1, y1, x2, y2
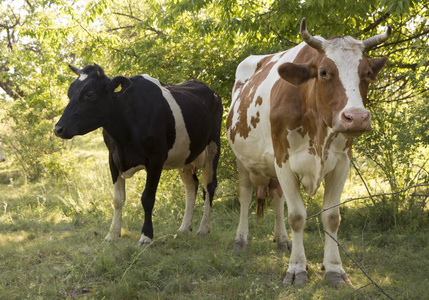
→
(319, 70, 328, 80)
(84, 91, 95, 101)
(367, 71, 373, 79)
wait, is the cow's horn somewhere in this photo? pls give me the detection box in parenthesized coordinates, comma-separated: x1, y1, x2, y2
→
(94, 63, 105, 77)
(362, 26, 392, 52)
(69, 64, 80, 75)
(300, 18, 324, 51)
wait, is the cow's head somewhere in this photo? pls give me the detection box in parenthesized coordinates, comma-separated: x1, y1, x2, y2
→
(278, 18, 391, 138)
(54, 64, 131, 139)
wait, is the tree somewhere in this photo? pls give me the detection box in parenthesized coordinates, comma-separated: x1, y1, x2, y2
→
(0, 0, 108, 179)
(1, 0, 428, 226)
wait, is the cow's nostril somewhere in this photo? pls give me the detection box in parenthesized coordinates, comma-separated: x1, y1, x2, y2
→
(54, 125, 64, 137)
(343, 112, 354, 122)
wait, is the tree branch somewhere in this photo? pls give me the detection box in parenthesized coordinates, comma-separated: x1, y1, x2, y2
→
(307, 183, 429, 220)
(363, 14, 390, 33)
(113, 12, 142, 22)
(324, 230, 394, 300)
(110, 12, 164, 36)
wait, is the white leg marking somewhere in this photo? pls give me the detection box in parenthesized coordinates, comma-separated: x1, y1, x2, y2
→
(198, 193, 211, 235)
(272, 194, 291, 251)
(197, 142, 218, 235)
(276, 163, 308, 285)
(105, 176, 125, 241)
(233, 159, 253, 249)
(321, 157, 349, 275)
(138, 234, 152, 246)
(178, 168, 198, 234)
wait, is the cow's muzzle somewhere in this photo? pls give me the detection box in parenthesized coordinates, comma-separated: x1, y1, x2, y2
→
(54, 124, 66, 138)
(335, 108, 371, 137)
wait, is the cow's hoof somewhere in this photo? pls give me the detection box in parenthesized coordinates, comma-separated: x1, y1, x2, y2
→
(276, 240, 292, 252)
(283, 270, 308, 286)
(233, 239, 248, 250)
(104, 233, 120, 242)
(325, 271, 353, 287)
(177, 225, 192, 234)
(196, 227, 210, 236)
(138, 235, 152, 246)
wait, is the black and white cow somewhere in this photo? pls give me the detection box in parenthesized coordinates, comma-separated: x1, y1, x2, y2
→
(54, 64, 222, 245)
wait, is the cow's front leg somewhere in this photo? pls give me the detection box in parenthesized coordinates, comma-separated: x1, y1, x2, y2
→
(321, 160, 353, 287)
(233, 159, 253, 250)
(105, 175, 126, 241)
(139, 161, 163, 246)
(276, 164, 308, 286)
(177, 167, 199, 234)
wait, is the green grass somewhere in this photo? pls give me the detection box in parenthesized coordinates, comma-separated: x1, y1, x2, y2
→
(1, 133, 428, 299)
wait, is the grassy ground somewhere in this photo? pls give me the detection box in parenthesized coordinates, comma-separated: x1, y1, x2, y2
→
(1, 133, 428, 299)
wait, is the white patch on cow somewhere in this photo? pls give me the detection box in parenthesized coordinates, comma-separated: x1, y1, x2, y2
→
(141, 74, 191, 169)
(235, 55, 265, 84)
(121, 165, 145, 179)
(105, 176, 125, 241)
(324, 38, 366, 113)
(138, 234, 152, 246)
(78, 73, 88, 81)
(286, 128, 348, 196)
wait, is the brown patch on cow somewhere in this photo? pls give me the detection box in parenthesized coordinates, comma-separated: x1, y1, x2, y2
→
(324, 211, 341, 232)
(228, 55, 278, 143)
(289, 212, 305, 231)
(344, 138, 353, 158)
(232, 80, 245, 96)
(250, 111, 260, 128)
(308, 147, 316, 156)
(357, 56, 372, 106)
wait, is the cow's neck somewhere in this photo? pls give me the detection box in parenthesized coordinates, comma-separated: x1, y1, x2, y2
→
(102, 104, 134, 145)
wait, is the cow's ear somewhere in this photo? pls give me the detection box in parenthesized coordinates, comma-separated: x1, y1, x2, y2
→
(278, 62, 315, 85)
(370, 57, 388, 78)
(109, 76, 132, 97)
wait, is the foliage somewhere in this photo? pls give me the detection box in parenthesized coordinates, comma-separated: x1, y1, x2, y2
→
(0, 0, 108, 179)
(0, 0, 428, 222)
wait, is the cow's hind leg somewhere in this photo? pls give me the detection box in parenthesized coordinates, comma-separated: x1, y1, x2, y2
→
(105, 176, 126, 241)
(271, 191, 291, 252)
(198, 141, 219, 235)
(233, 159, 253, 250)
(178, 166, 199, 234)
(321, 162, 353, 287)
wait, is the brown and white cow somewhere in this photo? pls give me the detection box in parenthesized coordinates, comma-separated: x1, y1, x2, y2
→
(227, 18, 391, 286)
